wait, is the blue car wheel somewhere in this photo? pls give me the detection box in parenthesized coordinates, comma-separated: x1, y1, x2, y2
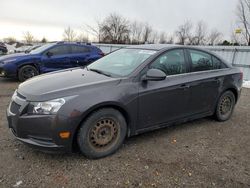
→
(18, 65, 39, 82)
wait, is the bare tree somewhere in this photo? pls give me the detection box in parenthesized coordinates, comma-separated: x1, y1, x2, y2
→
(157, 32, 175, 44)
(130, 21, 144, 44)
(3, 37, 17, 44)
(63, 27, 77, 42)
(192, 21, 207, 45)
(148, 31, 159, 43)
(23, 31, 34, 44)
(166, 35, 174, 44)
(83, 22, 102, 42)
(77, 32, 89, 43)
(208, 29, 222, 45)
(175, 21, 193, 45)
(142, 23, 152, 43)
(237, 0, 250, 45)
(159, 32, 167, 44)
(99, 13, 130, 44)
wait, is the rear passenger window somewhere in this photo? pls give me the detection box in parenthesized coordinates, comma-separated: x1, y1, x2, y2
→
(71, 45, 90, 54)
(150, 49, 186, 76)
(189, 50, 213, 72)
(189, 50, 226, 72)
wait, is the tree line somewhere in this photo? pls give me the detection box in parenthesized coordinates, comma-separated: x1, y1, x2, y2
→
(67, 14, 224, 45)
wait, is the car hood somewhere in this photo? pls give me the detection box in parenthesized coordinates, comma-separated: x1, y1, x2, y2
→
(0, 53, 38, 62)
(17, 68, 121, 101)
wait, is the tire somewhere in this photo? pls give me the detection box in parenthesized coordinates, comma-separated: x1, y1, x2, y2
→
(215, 90, 236, 122)
(77, 108, 127, 159)
(18, 65, 39, 82)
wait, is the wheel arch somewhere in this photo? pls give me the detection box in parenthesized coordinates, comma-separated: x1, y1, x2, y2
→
(16, 62, 40, 75)
(71, 102, 131, 151)
(223, 87, 239, 103)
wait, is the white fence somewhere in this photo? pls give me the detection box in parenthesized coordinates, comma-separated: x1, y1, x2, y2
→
(93, 43, 250, 81)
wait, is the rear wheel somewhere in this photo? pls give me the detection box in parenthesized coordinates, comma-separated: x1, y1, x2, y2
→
(77, 108, 127, 159)
(18, 65, 39, 82)
(215, 90, 235, 121)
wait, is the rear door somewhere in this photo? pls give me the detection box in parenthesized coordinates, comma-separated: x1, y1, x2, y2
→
(41, 45, 71, 72)
(185, 49, 226, 114)
(69, 45, 92, 67)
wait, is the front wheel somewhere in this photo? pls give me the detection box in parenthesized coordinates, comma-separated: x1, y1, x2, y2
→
(18, 65, 39, 82)
(77, 108, 127, 159)
(215, 90, 236, 121)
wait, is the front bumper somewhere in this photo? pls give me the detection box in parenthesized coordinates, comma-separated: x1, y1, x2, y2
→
(6, 91, 76, 153)
(0, 64, 17, 78)
(0, 67, 7, 77)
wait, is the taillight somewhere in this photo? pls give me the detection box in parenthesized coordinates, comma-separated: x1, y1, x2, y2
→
(98, 51, 105, 57)
(240, 71, 243, 80)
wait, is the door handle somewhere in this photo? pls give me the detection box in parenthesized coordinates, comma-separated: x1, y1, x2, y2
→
(214, 77, 220, 83)
(179, 84, 190, 89)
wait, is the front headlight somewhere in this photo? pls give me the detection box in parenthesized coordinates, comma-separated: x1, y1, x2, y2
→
(3, 59, 17, 63)
(28, 98, 65, 115)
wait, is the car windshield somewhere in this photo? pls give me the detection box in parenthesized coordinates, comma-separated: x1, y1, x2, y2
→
(87, 48, 156, 77)
(29, 43, 55, 54)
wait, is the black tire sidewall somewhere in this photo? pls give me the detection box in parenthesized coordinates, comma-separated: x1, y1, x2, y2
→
(216, 91, 235, 121)
(18, 65, 39, 82)
(77, 108, 127, 159)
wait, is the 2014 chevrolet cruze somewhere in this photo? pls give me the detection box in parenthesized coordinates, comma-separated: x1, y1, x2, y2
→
(7, 44, 242, 159)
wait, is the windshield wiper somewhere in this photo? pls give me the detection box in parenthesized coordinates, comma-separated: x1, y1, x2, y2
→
(88, 68, 112, 77)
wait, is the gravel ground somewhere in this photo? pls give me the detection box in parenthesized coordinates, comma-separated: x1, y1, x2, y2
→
(0, 78, 250, 188)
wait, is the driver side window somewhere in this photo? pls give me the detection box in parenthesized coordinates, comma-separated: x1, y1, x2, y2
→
(47, 45, 69, 56)
(150, 49, 186, 76)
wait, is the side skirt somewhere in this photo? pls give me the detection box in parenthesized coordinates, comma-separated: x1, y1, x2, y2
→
(133, 111, 213, 136)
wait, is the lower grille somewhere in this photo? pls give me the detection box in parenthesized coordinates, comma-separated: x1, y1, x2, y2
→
(10, 101, 21, 114)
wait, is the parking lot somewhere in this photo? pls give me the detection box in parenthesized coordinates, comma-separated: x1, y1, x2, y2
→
(0, 78, 249, 187)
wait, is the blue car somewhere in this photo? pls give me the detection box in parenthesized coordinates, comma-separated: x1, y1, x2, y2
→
(0, 42, 104, 81)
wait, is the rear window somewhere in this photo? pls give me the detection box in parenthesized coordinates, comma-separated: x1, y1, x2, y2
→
(71, 45, 90, 54)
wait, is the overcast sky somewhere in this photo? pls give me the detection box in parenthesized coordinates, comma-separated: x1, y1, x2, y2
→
(0, 0, 239, 41)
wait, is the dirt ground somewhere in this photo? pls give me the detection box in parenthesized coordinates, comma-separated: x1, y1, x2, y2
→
(0, 78, 249, 188)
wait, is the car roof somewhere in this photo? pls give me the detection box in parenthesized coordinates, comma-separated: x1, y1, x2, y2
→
(126, 44, 217, 53)
(126, 44, 181, 51)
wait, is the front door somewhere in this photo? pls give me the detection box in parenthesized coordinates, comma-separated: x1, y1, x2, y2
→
(138, 49, 191, 130)
(41, 45, 71, 73)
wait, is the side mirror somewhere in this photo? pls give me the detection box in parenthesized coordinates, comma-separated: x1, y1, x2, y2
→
(143, 69, 166, 81)
(46, 51, 53, 57)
